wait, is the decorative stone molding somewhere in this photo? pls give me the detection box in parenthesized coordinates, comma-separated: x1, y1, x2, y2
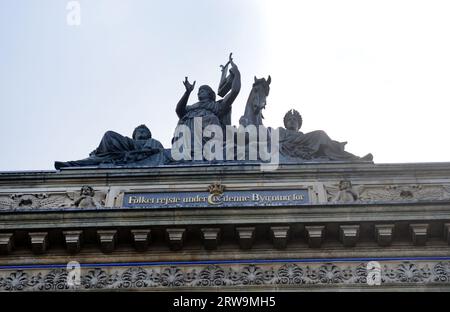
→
(339, 225, 360, 247)
(236, 227, 255, 250)
(0, 260, 449, 291)
(166, 229, 186, 251)
(362, 184, 450, 202)
(0, 188, 106, 211)
(97, 230, 117, 253)
(410, 224, 429, 246)
(0, 233, 14, 255)
(29, 232, 48, 255)
(200, 228, 221, 250)
(0, 193, 60, 210)
(375, 224, 394, 247)
(63, 231, 83, 254)
(325, 183, 450, 203)
(304, 226, 325, 248)
(131, 230, 151, 252)
(3, 183, 450, 211)
(270, 226, 290, 250)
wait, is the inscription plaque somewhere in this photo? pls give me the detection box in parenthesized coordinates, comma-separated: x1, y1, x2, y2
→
(123, 189, 309, 209)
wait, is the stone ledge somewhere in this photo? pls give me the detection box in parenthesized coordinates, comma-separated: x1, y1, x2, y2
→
(2, 162, 450, 188)
(1, 202, 449, 231)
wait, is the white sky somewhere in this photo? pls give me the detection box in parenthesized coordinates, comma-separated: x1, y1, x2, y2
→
(1, 0, 450, 171)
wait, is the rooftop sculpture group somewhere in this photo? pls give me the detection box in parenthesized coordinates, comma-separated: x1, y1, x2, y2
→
(55, 54, 372, 170)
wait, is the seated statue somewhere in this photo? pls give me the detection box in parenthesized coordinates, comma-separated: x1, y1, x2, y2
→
(279, 109, 373, 162)
(55, 125, 169, 169)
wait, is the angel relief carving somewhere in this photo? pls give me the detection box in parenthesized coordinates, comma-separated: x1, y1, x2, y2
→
(326, 180, 360, 203)
(73, 185, 104, 209)
(0, 186, 106, 210)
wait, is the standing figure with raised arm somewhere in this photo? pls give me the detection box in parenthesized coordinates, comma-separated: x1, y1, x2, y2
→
(173, 54, 241, 158)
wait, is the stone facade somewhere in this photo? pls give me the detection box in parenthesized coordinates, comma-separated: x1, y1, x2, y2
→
(1, 162, 450, 291)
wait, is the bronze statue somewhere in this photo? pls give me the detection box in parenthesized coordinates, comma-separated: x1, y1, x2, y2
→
(239, 76, 271, 127)
(54, 56, 377, 168)
(279, 109, 373, 162)
(173, 54, 241, 154)
(55, 125, 168, 169)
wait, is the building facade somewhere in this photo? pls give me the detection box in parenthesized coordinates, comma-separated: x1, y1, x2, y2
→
(1, 162, 450, 291)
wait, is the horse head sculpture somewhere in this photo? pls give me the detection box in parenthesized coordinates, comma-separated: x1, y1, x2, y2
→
(239, 75, 271, 127)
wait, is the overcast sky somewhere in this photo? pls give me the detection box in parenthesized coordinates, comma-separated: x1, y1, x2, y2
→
(1, 0, 450, 171)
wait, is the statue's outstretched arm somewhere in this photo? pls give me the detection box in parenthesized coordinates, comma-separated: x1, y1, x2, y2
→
(176, 77, 195, 119)
(221, 61, 241, 108)
(74, 196, 83, 207)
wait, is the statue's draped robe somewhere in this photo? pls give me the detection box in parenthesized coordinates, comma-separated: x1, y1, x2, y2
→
(278, 128, 363, 161)
(174, 99, 229, 158)
(55, 131, 168, 169)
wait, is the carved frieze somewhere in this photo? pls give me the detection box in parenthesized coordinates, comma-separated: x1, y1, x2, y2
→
(0, 261, 449, 291)
(326, 182, 450, 203)
(0, 186, 106, 211)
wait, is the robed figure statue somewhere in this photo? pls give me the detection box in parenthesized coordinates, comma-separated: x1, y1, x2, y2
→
(173, 54, 241, 158)
(55, 125, 169, 169)
(279, 109, 373, 162)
